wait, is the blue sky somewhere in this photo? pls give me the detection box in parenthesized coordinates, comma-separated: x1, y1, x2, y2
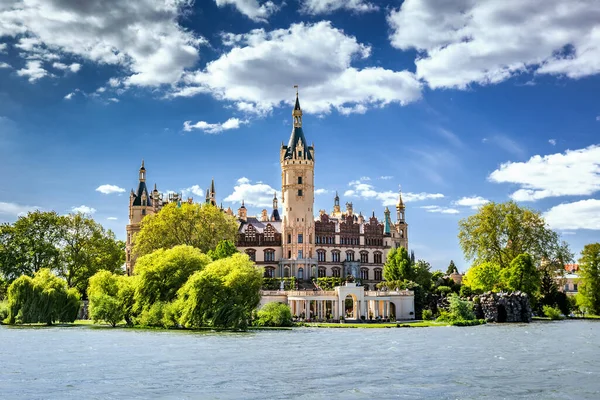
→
(1, 0, 600, 271)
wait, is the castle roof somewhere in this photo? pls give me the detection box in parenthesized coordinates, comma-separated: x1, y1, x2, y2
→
(238, 217, 282, 233)
(132, 181, 149, 206)
(283, 126, 313, 160)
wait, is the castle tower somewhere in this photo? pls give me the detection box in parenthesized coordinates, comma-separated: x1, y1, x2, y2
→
(394, 189, 409, 249)
(280, 88, 315, 265)
(126, 160, 153, 275)
(238, 200, 247, 222)
(270, 192, 281, 221)
(209, 178, 217, 206)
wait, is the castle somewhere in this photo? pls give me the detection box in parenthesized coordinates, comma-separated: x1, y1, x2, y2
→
(125, 91, 414, 320)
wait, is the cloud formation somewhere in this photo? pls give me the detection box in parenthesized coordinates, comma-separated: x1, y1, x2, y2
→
(388, 0, 600, 89)
(1, 0, 203, 87)
(454, 196, 490, 210)
(96, 184, 126, 195)
(71, 205, 96, 215)
(489, 145, 600, 201)
(0, 201, 39, 216)
(224, 177, 279, 208)
(174, 21, 422, 115)
(421, 205, 460, 215)
(183, 118, 248, 134)
(544, 199, 600, 230)
(300, 0, 378, 15)
(344, 180, 444, 206)
(214, 0, 280, 22)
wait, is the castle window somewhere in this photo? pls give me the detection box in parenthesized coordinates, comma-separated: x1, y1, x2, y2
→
(360, 268, 369, 280)
(298, 189, 303, 196)
(298, 250, 303, 259)
(346, 251, 355, 262)
(264, 267, 275, 278)
(374, 252, 382, 264)
(245, 249, 256, 262)
(374, 268, 382, 281)
(318, 267, 326, 278)
(264, 249, 275, 262)
(360, 252, 368, 263)
(298, 234, 303, 244)
(264, 225, 275, 241)
(142, 209, 146, 215)
(332, 267, 341, 278)
(317, 250, 326, 262)
(287, 234, 291, 244)
(298, 268, 304, 280)
(298, 176, 303, 184)
(332, 251, 340, 262)
(245, 225, 257, 242)
(288, 250, 291, 258)
(298, 151, 302, 158)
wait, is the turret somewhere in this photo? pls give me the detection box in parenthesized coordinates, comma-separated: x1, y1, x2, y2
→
(238, 200, 247, 222)
(396, 189, 405, 223)
(139, 160, 146, 182)
(270, 192, 281, 221)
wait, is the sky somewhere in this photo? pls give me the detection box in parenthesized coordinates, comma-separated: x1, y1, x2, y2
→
(1, 0, 600, 272)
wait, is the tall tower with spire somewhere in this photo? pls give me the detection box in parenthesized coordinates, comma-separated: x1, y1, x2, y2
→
(126, 160, 154, 275)
(280, 87, 315, 273)
(393, 189, 408, 249)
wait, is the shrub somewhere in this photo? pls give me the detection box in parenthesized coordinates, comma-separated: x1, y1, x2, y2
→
(0, 300, 8, 322)
(437, 285, 452, 295)
(254, 302, 292, 327)
(421, 309, 433, 320)
(543, 305, 564, 320)
(437, 294, 476, 324)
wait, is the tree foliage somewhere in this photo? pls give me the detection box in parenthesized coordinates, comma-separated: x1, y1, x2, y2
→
(503, 253, 539, 297)
(577, 243, 600, 315)
(5, 268, 80, 325)
(383, 247, 414, 282)
(207, 240, 238, 261)
(177, 253, 263, 329)
(254, 302, 293, 327)
(462, 262, 503, 293)
(458, 201, 572, 269)
(87, 270, 134, 327)
(132, 203, 238, 258)
(446, 260, 458, 275)
(134, 245, 211, 312)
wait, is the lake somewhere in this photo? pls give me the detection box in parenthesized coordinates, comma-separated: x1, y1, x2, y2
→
(1, 321, 599, 399)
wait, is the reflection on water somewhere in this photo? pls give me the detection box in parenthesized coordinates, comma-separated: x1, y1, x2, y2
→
(1, 321, 599, 399)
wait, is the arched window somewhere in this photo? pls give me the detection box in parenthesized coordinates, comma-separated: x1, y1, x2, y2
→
(374, 252, 382, 264)
(374, 268, 382, 281)
(318, 267, 327, 278)
(298, 267, 304, 280)
(264, 249, 275, 262)
(317, 250, 326, 262)
(332, 267, 341, 278)
(284, 266, 290, 278)
(360, 268, 369, 280)
(346, 250, 355, 262)
(332, 251, 340, 262)
(360, 252, 368, 263)
(264, 267, 275, 278)
(245, 249, 256, 261)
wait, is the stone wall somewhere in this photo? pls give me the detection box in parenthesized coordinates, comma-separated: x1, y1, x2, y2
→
(473, 292, 531, 323)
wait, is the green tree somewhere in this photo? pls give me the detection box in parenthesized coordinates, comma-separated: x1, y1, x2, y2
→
(5, 268, 80, 325)
(458, 201, 572, 270)
(446, 260, 457, 275)
(58, 213, 125, 296)
(577, 243, 600, 315)
(133, 203, 238, 259)
(134, 245, 211, 312)
(207, 240, 238, 261)
(463, 262, 503, 292)
(383, 247, 414, 282)
(503, 253, 539, 297)
(254, 302, 293, 327)
(0, 211, 64, 280)
(413, 260, 433, 291)
(177, 253, 263, 329)
(438, 294, 476, 323)
(88, 270, 133, 327)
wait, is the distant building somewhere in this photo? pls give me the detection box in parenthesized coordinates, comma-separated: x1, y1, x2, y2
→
(563, 264, 580, 296)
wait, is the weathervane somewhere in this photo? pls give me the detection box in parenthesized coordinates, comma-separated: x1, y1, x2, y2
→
(294, 84, 299, 95)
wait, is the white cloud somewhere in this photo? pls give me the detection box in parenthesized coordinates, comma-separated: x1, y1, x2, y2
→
(315, 188, 330, 195)
(16, 60, 48, 82)
(454, 196, 490, 209)
(96, 184, 126, 195)
(0, 62, 10, 69)
(183, 118, 248, 134)
(52, 62, 80, 73)
(544, 199, 600, 230)
(489, 145, 600, 201)
(345, 180, 444, 206)
(64, 91, 76, 100)
(181, 185, 204, 199)
(214, 0, 280, 22)
(421, 205, 460, 215)
(549, 139, 557, 146)
(300, 0, 378, 15)
(0, 43, 6, 52)
(388, 0, 600, 89)
(0, 202, 40, 216)
(107, 217, 118, 221)
(224, 178, 279, 208)
(71, 205, 96, 215)
(1, 0, 203, 87)
(379, 176, 393, 180)
(174, 21, 422, 115)
(359, 176, 370, 181)
(107, 98, 119, 103)
(596, 116, 600, 121)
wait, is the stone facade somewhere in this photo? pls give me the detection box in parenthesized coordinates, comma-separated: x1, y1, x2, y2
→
(473, 292, 532, 323)
(125, 92, 410, 288)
